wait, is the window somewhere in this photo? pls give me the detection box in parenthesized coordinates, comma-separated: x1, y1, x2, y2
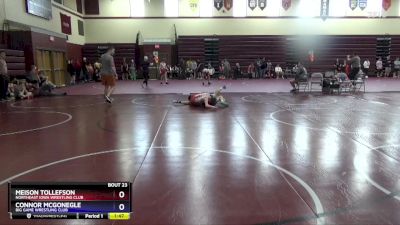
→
(233, 0, 246, 17)
(78, 20, 84, 36)
(199, 0, 212, 17)
(130, 0, 145, 17)
(329, 0, 346, 17)
(366, 0, 382, 17)
(297, 0, 321, 17)
(53, 0, 63, 4)
(164, 0, 179, 17)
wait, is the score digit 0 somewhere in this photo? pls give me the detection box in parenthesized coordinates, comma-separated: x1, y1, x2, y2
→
(119, 191, 125, 199)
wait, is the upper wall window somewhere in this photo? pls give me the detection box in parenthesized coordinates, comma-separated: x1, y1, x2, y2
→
(199, 0, 212, 17)
(131, 0, 145, 17)
(165, 0, 179, 17)
(233, 0, 246, 17)
(297, 0, 321, 17)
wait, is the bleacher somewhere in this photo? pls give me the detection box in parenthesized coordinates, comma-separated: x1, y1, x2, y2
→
(177, 35, 399, 75)
(0, 48, 26, 78)
(82, 44, 136, 74)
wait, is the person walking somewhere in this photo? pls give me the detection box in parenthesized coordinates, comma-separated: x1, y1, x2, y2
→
(141, 56, 150, 88)
(100, 46, 117, 104)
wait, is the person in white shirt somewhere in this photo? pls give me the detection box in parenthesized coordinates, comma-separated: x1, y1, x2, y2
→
(376, 57, 383, 77)
(275, 64, 284, 79)
(159, 59, 168, 85)
(363, 59, 370, 76)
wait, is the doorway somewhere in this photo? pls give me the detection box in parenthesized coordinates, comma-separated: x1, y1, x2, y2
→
(35, 50, 67, 86)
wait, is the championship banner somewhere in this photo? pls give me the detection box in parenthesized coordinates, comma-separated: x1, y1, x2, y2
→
(349, 0, 358, 10)
(189, 0, 199, 12)
(382, 0, 391, 11)
(248, 0, 257, 10)
(320, 0, 329, 20)
(358, 0, 367, 10)
(214, 0, 223, 10)
(282, 0, 291, 11)
(60, 13, 71, 35)
(258, 0, 266, 10)
(224, 0, 232, 10)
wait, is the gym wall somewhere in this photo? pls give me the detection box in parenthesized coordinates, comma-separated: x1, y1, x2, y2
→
(84, 0, 400, 43)
(2, 0, 85, 45)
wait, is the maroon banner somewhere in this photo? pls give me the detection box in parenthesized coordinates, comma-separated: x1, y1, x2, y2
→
(60, 13, 71, 35)
(224, 0, 232, 10)
(282, 0, 291, 11)
(214, 0, 223, 10)
(382, 0, 391, 11)
(248, 0, 257, 10)
(258, 0, 266, 10)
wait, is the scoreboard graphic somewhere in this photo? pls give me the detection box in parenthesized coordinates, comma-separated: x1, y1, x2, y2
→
(8, 182, 132, 220)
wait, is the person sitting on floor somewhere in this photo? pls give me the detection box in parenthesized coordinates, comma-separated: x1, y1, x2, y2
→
(13, 79, 33, 100)
(173, 86, 228, 109)
(289, 62, 308, 92)
(38, 73, 67, 96)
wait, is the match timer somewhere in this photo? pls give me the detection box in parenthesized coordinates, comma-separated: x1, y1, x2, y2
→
(8, 182, 132, 220)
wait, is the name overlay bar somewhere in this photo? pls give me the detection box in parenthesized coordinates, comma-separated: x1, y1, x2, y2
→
(8, 182, 132, 220)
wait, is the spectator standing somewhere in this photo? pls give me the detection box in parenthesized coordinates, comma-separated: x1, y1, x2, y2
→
(82, 57, 89, 82)
(376, 57, 383, 77)
(141, 56, 150, 88)
(275, 64, 284, 79)
(196, 60, 204, 79)
(67, 59, 76, 85)
(347, 54, 361, 80)
(334, 58, 341, 74)
(223, 59, 231, 79)
(247, 63, 255, 79)
(74, 59, 82, 82)
(255, 58, 261, 79)
(100, 46, 117, 103)
(363, 59, 370, 76)
(233, 63, 241, 79)
(159, 59, 168, 85)
(93, 61, 101, 82)
(266, 60, 273, 78)
(121, 58, 129, 80)
(393, 57, 400, 78)
(384, 56, 392, 77)
(0, 51, 9, 101)
(130, 59, 137, 80)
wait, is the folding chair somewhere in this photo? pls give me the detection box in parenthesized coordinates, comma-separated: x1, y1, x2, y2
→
(339, 80, 353, 94)
(325, 71, 335, 78)
(353, 77, 366, 93)
(309, 73, 323, 92)
(297, 80, 309, 92)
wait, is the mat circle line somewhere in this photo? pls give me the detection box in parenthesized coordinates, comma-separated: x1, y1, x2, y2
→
(0, 146, 324, 224)
(0, 111, 72, 137)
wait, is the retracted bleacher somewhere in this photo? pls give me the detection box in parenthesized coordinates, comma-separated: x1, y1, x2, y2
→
(0, 48, 26, 78)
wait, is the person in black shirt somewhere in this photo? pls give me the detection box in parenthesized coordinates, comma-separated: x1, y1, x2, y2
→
(67, 60, 76, 85)
(141, 56, 150, 88)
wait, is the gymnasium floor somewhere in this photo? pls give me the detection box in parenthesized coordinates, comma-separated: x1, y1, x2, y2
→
(1, 80, 400, 225)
